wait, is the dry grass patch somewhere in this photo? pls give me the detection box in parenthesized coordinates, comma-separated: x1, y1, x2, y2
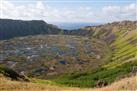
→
(0, 74, 137, 91)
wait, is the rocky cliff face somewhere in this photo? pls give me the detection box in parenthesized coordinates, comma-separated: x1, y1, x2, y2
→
(0, 20, 137, 88)
(80, 20, 137, 64)
(80, 21, 137, 43)
(0, 19, 61, 40)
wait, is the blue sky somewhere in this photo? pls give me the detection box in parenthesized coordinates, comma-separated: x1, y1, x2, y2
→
(0, 0, 137, 23)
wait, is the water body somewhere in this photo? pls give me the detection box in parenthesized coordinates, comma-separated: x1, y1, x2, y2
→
(51, 22, 101, 30)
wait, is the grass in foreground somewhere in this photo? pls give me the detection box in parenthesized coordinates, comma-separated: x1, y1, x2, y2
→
(0, 73, 137, 91)
(53, 61, 137, 88)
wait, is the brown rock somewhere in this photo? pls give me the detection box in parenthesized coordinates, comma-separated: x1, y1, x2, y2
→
(96, 80, 108, 88)
(132, 66, 137, 74)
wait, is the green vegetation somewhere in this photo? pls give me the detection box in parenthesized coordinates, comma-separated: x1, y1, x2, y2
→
(59, 29, 64, 35)
(53, 61, 137, 87)
(0, 20, 137, 89)
(53, 27, 137, 87)
(0, 65, 21, 80)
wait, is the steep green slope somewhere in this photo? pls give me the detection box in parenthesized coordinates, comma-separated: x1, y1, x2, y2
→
(105, 29, 137, 68)
(0, 20, 136, 88)
(54, 61, 137, 87)
(53, 21, 137, 87)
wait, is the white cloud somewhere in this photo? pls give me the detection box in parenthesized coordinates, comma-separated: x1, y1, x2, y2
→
(102, 3, 137, 20)
(103, 6, 120, 15)
(0, 0, 94, 22)
(0, 0, 136, 22)
(1, 0, 48, 20)
(122, 3, 137, 16)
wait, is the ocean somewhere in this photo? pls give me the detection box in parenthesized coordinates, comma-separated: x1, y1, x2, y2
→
(51, 22, 101, 30)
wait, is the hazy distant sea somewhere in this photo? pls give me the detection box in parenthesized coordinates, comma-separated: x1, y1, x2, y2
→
(51, 22, 101, 30)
